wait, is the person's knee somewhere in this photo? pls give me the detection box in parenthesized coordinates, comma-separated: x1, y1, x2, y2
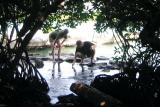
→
(75, 52, 83, 58)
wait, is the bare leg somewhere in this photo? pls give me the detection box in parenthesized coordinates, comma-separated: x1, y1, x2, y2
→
(57, 47, 61, 60)
(52, 47, 55, 62)
(80, 57, 84, 65)
(91, 57, 93, 64)
(52, 46, 57, 69)
(50, 41, 56, 69)
(57, 40, 61, 60)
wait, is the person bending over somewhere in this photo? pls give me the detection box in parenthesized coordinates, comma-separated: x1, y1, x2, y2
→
(49, 29, 69, 61)
(72, 40, 96, 66)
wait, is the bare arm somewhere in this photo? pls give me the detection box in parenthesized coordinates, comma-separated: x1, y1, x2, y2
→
(60, 38, 67, 45)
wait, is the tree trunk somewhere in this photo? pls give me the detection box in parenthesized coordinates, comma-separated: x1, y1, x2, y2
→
(70, 82, 122, 107)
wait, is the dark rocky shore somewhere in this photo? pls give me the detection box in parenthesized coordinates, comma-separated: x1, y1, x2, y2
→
(52, 71, 160, 107)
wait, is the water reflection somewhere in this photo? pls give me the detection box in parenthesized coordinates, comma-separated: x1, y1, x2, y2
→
(72, 64, 87, 73)
(72, 65, 94, 80)
(52, 62, 62, 78)
(51, 61, 94, 78)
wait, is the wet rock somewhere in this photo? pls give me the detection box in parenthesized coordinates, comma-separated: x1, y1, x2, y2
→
(80, 62, 96, 67)
(41, 57, 52, 61)
(98, 63, 118, 70)
(29, 53, 40, 56)
(97, 62, 108, 69)
(34, 59, 44, 68)
(96, 56, 109, 60)
(53, 94, 93, 107)
(55, 58, 64, 63)
(30, 56, 52, 61)
(29, 55, 120, 70)
(87, 63, 96, 67)
(57, 94, 78, 103)
(53, 103, 74, 107)
(109, 60, 122, 70)
(65, 57, 81, 63)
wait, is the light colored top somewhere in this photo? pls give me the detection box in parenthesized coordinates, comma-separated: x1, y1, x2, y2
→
(49, 29, 68, 43)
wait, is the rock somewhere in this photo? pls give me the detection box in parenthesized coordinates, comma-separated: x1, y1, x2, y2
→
(41, 57, 52, 61)
(70, 82, 122, 107)
(96, 56, 109, 60)
(29, 53, 40, 56)
(65, 57, 81, 63)
(34, 59, 44, 68)
(55, 58, 64, 63)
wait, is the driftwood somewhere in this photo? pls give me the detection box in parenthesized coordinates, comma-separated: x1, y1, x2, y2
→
(70, 82, 122, 107)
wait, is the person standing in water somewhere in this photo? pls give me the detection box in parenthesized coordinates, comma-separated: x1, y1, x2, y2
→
(49, 29, 69, 62)
(72, 40, 96, 66)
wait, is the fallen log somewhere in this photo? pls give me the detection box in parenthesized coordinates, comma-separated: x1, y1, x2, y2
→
(70, 82, 122, 107)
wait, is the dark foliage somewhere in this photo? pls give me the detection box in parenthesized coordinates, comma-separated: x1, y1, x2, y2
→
(91, 72, 160, 107)
(0, 0, 65, 106)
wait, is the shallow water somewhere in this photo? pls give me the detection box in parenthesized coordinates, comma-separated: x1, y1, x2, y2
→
(34, 44, 120, 104)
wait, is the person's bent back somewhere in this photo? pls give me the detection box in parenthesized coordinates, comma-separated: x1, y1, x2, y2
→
(49, 29, 69, 61)
(72, 40, 96, 66)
